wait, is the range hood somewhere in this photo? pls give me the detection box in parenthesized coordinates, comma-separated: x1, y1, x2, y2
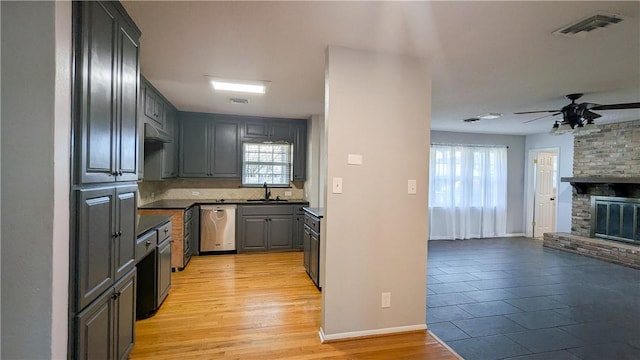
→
(144, 123, 172, 143)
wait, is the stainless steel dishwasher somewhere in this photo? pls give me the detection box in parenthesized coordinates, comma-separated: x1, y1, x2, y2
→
(200, 205, 237, 252)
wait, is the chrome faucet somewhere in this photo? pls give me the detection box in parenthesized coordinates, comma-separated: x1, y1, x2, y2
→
(263, 182, 271, 200)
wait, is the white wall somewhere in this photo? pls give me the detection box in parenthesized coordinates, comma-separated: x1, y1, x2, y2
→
(321, 46, 431, 340)
(430, 131, 526, 235)
(1, 2, 70, 358)
(524, 132, 574, 233)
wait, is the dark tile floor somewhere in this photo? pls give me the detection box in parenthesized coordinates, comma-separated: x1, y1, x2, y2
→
(427, 237, 640, 360)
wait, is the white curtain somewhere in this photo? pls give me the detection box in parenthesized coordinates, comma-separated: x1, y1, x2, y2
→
(429, 144, 507, 240)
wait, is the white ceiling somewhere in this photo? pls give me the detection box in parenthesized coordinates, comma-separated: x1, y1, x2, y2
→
(122, 1, 640, 136)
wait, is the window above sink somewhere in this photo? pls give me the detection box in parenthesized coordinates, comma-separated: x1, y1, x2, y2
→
(242, 142, 292, 186)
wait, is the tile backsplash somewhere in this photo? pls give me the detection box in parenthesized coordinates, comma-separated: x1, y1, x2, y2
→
(138, 178, 305, 206)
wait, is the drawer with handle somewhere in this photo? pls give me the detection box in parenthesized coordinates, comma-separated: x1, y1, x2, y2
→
(304, 215, 320, 234)
(158, 221, 172, 242)
(136, 230, 157, 262)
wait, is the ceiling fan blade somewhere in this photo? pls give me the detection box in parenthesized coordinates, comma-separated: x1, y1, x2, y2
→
(514, 110, 561, 115)
(584, 110, 602, 119)
(590, 102, 640, 111)
(523, 112, 561, 123)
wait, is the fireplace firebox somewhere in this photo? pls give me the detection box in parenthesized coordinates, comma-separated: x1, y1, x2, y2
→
(591, 196, 640, 245)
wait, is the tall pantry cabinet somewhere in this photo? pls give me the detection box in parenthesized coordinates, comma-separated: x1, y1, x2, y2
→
(70, 2, 141, 359)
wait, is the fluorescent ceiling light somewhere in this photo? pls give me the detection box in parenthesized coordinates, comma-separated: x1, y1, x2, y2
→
(208, 77, 270, 94)
(478, 113, 503, 120)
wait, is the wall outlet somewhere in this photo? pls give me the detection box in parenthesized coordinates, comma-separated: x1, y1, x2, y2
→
(381, 292, 391, 308)
(284, 191, 292, 197)
(191, 191, 200, 196)
(151, 192, 155, 200)
(408, 179, 417, 195)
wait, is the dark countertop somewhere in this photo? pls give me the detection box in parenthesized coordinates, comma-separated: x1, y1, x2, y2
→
(302, 207, 324, 218)
(137, 214, 172, 237)
(139, 199, 310, 210)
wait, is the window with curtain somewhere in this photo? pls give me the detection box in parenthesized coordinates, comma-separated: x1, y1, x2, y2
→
(429, 144, 507, 240)
(242, 142, 292, 186)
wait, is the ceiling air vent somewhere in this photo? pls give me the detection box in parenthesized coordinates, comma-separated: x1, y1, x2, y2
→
(462, 117, 480, 123)
(229, 97, 249, 105)
(553, 13, 624, 39)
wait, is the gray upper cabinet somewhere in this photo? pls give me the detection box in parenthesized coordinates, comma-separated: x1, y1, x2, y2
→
(162, 107, 178, 177)
(143, 82, 165, 128)
(143, 99, 178, 180)
(243, 120, 291, 141)
(292, 121, 307, 181)
(179, 115, 210, 177)
(74, 1, 139, 184)
(179, 112, 241, 178)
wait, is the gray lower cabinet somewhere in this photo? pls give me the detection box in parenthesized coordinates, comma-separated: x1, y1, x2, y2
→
(76, 268, 136, 360)
(303, 211, 321, 288)
(179, 112, 241, 178)
(293, 206, 305, 249)
(77, 185, 137, 311)
(157, 233, 172, 306)
(303, 227, 311, 273)
(238, 205, 297, 251)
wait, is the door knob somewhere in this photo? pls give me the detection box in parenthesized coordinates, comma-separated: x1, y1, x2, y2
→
(550, 197, 556, 201)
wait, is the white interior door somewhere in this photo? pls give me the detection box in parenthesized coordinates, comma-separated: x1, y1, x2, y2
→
(533, 151, 557, 238)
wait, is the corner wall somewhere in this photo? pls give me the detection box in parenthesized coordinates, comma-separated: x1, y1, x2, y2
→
(322, 47, 431, 339)
(1, 2, 70, 358)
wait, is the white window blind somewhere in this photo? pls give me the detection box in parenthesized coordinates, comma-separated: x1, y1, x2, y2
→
(242, 142, 292, 186)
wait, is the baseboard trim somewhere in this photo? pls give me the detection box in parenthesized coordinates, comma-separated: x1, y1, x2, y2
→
(505, 233, 525, 237)
(318, 324, 427, 343)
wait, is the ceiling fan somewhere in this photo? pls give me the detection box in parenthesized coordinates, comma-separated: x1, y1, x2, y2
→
(515, 93, 640, 131)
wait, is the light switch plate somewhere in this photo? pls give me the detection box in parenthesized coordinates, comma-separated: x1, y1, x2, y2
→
(408, 180, 417, 195)
(381, 292, 391, 308)
(347, 154, 363, 165)
(332, 177, 343, 194)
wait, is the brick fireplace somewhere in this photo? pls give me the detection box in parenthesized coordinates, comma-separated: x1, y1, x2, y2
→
(543, 119, 640, 268)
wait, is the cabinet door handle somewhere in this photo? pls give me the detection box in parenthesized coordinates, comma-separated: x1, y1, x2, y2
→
(146, 240, 151, 246)
(112, 232, 119, 238)
(117, 231, 122, 237)
(164, 228, 169, 233)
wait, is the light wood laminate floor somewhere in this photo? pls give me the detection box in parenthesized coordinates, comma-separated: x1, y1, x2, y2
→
(130, 252, 459, 360)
